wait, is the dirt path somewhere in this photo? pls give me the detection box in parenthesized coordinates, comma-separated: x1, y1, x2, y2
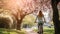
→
(26, 31, 38, 34)
(25, 28, 38, 34)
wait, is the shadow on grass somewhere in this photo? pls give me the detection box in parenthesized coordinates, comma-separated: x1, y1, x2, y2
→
(0, 32, 10, 34)
(44, 28, 54, 34)
(0, 28, 26, 34)
(0, 32, 4, 34)
(33, 27, 54, 34)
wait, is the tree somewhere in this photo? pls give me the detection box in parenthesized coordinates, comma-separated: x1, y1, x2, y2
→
(0, 0, 40, 30)
(51, 0, 60, 34)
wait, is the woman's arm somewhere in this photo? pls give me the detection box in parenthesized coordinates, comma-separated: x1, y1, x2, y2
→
(43, 17, 46, 23)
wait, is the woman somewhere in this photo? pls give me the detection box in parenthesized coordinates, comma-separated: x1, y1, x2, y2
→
(35, 11, 45, 34)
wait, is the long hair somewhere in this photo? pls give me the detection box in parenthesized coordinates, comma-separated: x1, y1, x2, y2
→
(38, 11, 44, 17)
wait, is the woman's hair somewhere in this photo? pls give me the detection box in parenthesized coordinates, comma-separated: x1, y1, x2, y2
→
(38, 11, 44, 17)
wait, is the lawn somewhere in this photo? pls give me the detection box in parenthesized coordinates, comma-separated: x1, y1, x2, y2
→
(43, 27, 54, 34)
(33, 26, 54, 34)
(0, 26, 54, 34)
(0, 28, 26, 34)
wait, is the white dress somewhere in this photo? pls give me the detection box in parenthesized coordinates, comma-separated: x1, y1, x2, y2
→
(36, 16, 44, 25)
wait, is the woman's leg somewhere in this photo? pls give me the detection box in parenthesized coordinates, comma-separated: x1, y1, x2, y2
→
(38, 23, 43, 34)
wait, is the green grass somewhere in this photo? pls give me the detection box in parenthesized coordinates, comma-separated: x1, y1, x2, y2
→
(43, 27, 54, 34)
(33, 26, 54, 34)
(0, 27, 54, 34)
(0, 28, 26, 34)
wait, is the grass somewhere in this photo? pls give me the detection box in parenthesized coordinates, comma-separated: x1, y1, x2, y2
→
(43, 27, 54, 34)
(0, 26, 54, 34)
(0, 28, 26, 34)
(33, 26, 54, 34)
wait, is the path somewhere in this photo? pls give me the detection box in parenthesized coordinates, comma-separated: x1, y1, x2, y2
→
(24, 28, 38, 34)
(26, 31, 38, 34)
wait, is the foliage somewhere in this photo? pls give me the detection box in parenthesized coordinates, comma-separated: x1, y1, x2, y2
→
(22, 14, 36, 28)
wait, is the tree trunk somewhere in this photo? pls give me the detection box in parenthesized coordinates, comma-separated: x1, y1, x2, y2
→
(51, 0, 60, 34)
(17, 18, 24, 30)
(16, 16, 25, 30)
(17, 19, 22, 30)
